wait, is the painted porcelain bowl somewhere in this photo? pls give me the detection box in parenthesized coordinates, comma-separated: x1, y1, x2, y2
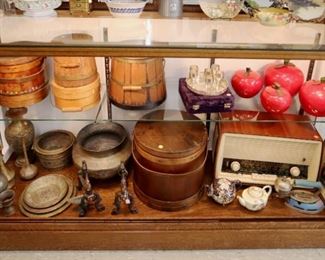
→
(13, 0, 62, 17)
(255, 8, 292, 26)
(99, 0, 148, 18)
(288, 2, 325, 22)
(199, 0, 244, 19)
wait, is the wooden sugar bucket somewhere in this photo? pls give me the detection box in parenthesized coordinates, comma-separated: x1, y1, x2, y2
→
(132, 110, 208, 211)
(53, 57, 97, 86)
(53, 75, 100, 112)
(109, 57, 166, 110)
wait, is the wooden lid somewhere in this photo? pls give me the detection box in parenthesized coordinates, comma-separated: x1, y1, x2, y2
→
(134, 110, 207, 158)
(219, 110, 322, 142)
(0, 57, 40, 66)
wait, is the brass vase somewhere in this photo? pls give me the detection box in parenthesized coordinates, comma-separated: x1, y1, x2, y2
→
(4, 107, 35, 167)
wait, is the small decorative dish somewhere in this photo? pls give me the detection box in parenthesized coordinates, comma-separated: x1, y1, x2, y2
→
(288, 1, 325, 22)
(23, 174, 68, 209)
(99, 0, 148, 18)
(255, 7, 292, 26)
(199, 0, 244, 19)
(13, 0, 62, 17)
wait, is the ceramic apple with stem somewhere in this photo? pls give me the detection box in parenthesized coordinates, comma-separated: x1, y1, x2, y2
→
(299, 77, 325, 117)
(231, 67, 264, 98)
(260, 83, 292, 113)
(264, 60, 304, 96)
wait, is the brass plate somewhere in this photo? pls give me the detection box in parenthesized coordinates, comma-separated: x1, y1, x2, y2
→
(23, 174, 68, 209)
(20, 176, 74, 214)
(19, 176, 76, 218)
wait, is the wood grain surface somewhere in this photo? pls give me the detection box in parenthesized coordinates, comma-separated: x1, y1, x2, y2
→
(1, 152, 325, 250)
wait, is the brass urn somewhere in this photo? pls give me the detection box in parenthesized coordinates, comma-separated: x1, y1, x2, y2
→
(5, 107, 35, 167)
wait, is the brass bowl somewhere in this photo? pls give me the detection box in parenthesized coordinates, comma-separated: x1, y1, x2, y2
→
(76, 122, 128, 156)
(34, 130, 75, 170)
(23, 174, 68, 209)
(73, 122, 131, 179)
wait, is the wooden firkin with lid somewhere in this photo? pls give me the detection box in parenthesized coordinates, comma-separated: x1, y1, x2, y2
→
(133, 110, 208, 211)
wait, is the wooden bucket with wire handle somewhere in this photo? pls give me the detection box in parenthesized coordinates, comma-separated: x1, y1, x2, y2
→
(109, 57, 166, 110)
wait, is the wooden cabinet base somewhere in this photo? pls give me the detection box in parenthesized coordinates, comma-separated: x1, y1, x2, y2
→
(1, 156, 325, 250)
(1, 220, 325, 250)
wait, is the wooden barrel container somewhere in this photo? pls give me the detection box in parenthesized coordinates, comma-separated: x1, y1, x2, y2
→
(0, 57, 46, 95)
(0, 66, 46, 95)
(0, 57, 44, 77)
(109, 57, 166, 109)
(53, 57, 97, 86)
(132, 110, 208, 211)
(0, 84, 49, 108)
(53, 75, 101, 112)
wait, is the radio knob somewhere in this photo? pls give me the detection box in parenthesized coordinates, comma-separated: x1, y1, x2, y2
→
(290, 166, 301, 177)
(230, 161, 241, 172)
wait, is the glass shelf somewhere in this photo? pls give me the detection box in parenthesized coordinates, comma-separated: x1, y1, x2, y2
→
(0, 16, 324, 59)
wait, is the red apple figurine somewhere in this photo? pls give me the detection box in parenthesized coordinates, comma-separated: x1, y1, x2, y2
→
(264, 60, 304, 96)
(299, 77, 325, 117)
(231, 67, 264, 98)
(260, 83, 292, 113)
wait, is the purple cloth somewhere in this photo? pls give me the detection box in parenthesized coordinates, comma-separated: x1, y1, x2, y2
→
(179, 78, 235, 114)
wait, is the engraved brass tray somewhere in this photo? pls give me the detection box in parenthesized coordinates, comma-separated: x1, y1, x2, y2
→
(22, 174, 68, 209)
(19, 175, 76, 218)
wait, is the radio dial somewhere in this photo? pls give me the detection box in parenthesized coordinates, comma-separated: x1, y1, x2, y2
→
(290, 166, 301, 177)
(230, 161, 241, 172)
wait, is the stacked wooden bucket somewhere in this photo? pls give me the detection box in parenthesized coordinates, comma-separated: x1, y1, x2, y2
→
(0, 57, 48, 108)
(52, 57, 100, 112)
(109, 57, 166, 109)
(132, 110, 208, 211)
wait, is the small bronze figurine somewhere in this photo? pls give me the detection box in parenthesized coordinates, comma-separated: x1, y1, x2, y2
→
(76, 160, 105, 217)
(111, 162, 137, 215)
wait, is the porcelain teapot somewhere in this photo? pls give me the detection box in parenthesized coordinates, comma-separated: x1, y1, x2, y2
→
(237, 185, 272, 211)
(206, 178, 240, 205)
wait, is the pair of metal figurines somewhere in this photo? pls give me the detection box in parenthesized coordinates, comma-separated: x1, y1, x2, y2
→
(73, 161, 137, 217)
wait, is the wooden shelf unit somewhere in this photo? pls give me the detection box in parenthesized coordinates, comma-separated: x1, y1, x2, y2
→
(1, 156, 325, 250)
(0, 14, 325, 250)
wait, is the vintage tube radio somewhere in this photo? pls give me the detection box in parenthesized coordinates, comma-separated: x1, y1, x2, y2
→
(214, 111, 323, 185)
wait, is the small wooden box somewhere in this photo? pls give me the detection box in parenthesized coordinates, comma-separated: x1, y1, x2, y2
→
(69, 0, 91, 15)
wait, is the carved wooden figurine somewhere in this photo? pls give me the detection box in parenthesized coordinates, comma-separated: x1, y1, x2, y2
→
(77, 160, 105, 217)
(111, 162, 137, 215)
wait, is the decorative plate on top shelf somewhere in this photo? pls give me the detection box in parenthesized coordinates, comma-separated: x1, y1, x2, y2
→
(245, 0, 274, 9)
(13, 0, 62, 17)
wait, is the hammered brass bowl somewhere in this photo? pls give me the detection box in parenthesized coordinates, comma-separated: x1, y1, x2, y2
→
(73, 122, 131, 179)
(34, 130, 75, 170)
